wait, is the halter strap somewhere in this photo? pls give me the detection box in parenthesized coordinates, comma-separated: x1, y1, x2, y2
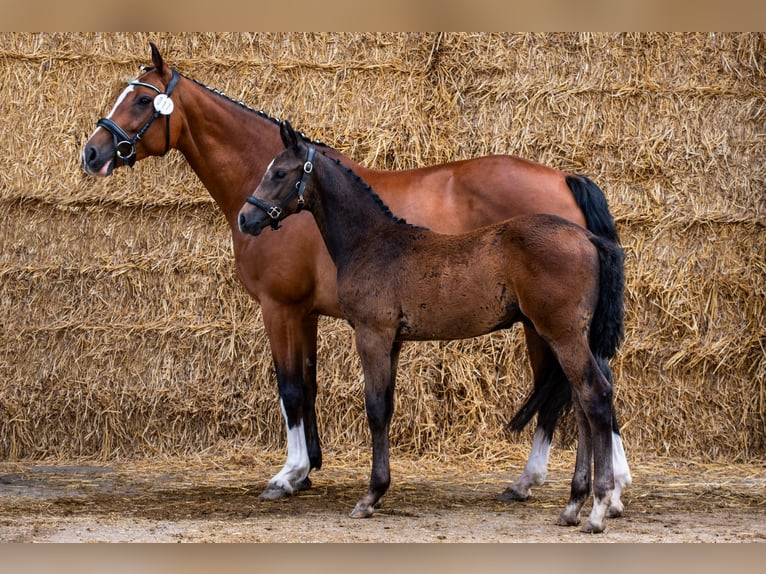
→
(96, 69, 180, 167)
(245, 146, 315, 230)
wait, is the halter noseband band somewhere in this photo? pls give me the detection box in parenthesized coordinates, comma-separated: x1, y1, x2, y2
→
(96, 69, 180, 167)
(246, 146, 315, 230)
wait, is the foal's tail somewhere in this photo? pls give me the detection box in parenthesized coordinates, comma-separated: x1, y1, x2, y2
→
(588, 234, 626, 360)
(566, 175, 620, 244)
(508, 230, 626, 434)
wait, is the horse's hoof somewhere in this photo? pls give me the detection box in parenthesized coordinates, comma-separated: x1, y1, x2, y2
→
(499, 486, 530, 502)
(297, 477, 312, 491)
(580, 519, 606, 534)
(350, 502, 375, 519)
(259, 483, 292, 500)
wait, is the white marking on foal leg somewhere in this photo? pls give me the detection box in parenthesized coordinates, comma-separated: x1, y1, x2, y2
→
(608, 432, 632, 517)
(582, 489, 613, 533)
(266, 400, 310, 495)
(502, 427, 551, 500)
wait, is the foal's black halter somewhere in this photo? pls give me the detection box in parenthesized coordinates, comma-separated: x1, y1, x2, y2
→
(96, 69, 180, 168)
(245, 146, 316, 230)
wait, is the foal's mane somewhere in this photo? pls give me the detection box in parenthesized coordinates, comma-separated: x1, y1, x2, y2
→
(319, 151, 423, 230)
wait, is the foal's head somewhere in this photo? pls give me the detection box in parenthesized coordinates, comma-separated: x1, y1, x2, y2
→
(81, 42, 183, 176)
(238, 121, 314, 236)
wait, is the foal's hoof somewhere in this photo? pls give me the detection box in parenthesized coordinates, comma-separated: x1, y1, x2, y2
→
(350, 502, 375, 519)
(556, 512, 580, 527)
(580, 519, 606, 534)
(607, 500, 625, 519)
(499, 485, 530, 502)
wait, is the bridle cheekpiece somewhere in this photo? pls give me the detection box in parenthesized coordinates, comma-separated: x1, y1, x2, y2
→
(96, 69, 180, 167)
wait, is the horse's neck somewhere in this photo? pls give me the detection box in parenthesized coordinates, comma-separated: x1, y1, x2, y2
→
(311, 159, 409, 269)
(174, 78, 282, 230)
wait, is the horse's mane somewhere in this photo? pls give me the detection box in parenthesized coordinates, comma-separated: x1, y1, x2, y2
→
(321, 152, 424, 231)
(140, 64, 331, 149)
(184, 74, 331, 149)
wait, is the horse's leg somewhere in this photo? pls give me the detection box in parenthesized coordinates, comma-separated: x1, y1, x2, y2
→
(258, 304, 314, 500)
(501, 327, 560, 501)
(350, 330, 400, 519)
(300, 313, 322, 475)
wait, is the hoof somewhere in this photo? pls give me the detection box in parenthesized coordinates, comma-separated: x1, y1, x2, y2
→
(350, 502, 375, 519)
(556, 512, 580, 527)
(296, 476, 312, 492)
(607, 501, 624, 519)
(580, 519, 606, 534)
(499, 485, 530, 502)
(259, 483, 292, 500)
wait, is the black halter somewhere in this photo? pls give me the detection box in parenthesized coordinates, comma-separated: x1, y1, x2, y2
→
(245, 145, 315, 230)
(96, 69, 180, 168)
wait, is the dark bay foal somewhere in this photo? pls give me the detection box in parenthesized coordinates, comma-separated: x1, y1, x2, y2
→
(238, 122, 626, 533)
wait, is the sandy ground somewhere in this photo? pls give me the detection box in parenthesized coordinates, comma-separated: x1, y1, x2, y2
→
(0, 449, 763, 543)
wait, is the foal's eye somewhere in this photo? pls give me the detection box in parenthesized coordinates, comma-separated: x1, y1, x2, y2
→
(275, 170, 287, 179)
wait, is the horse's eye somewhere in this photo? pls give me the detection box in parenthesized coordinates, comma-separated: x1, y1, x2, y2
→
(275, 170, 286, 179)
(137, 95, 153, 106)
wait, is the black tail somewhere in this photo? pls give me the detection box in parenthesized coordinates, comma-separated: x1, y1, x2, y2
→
(508, 356, 570, 433)
(588, 234, 626, 360)
(566, 174, 620, 244)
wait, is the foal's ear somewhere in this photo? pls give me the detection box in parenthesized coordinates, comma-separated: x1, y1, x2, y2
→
(150, 42, 165, 74)
(280, 120, 300, 150)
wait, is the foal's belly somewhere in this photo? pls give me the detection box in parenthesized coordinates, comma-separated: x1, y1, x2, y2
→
(396, 300, 520, 342)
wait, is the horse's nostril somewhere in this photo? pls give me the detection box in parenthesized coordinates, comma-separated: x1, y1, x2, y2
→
(238, 213, 247, 232)
(84, 145, 97, 165)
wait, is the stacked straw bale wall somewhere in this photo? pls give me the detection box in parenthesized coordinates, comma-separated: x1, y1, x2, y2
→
(0, 33, 763, 462)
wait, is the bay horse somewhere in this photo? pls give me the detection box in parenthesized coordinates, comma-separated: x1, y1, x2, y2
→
(81, 43, 630, 514)
(238, 122, 626, 533)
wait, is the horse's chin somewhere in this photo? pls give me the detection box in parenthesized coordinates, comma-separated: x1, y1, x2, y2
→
(82, 158, 115, 177)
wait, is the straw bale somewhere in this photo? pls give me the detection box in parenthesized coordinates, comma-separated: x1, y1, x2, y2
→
(0, 33, 763, 465)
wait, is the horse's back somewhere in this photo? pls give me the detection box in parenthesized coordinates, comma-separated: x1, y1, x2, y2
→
(356, 155, 584, 234)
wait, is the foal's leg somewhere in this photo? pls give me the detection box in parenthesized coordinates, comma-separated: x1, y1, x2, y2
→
(556, 350, 615, 533)
(557, 394, 592, 527)
(350, 331, 401, 519)
(596, 357, 632, 518)
(258, 306, 317, 499)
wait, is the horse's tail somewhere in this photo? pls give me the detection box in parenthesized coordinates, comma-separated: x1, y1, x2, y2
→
(566, 174, 620, 244)
(508, 356, 570, 433)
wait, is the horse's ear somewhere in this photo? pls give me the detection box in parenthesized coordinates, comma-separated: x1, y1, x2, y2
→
(280, 120, 299, 150)
(150, 42, 165, 73)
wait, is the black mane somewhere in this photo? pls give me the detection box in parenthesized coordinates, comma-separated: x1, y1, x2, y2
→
(321, 153, 424, 231)
(185, 74, 330, 149)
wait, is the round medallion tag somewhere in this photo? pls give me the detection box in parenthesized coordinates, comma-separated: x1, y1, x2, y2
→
(153, 94, 174, 115)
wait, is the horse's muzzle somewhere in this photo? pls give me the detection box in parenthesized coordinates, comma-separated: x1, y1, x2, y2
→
(81, 143, 114, 177)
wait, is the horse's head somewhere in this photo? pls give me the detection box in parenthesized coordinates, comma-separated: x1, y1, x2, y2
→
(81, 42, 183, 176)
(238, 121, 315, 236)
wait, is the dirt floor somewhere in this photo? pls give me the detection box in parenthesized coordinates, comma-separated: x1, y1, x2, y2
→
(0, 449, 763, 543)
